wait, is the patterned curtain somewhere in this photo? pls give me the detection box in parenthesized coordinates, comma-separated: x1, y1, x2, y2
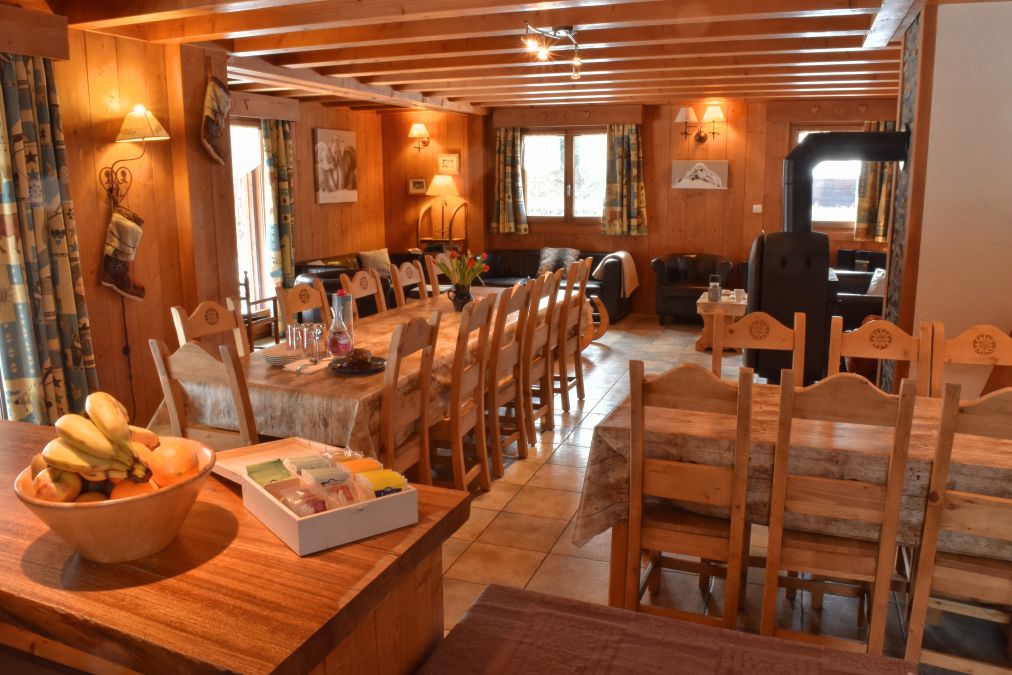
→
(0, 54, 97, 423)
(261, 119, 296, 287)
(491, 128, 528, 234)
(601, 124, 648, 236)
(856, 120, 897, 241)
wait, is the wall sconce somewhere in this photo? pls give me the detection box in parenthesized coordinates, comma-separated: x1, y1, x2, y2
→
(695, 104, 725, 143)
(99, 104, 170, 205)
(674, 106, 698, 138)
(408, 123, 430, 154)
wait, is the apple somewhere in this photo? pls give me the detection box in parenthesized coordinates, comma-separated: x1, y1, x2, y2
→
(33, 468, 83, 503)
(29, 453, 48, 479)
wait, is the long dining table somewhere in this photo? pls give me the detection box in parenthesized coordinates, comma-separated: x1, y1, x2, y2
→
(571, 379, 1012, 606)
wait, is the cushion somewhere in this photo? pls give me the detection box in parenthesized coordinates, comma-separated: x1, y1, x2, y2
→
(537, 247, 580, 276)
(866, 268, 887, 297)
(320, 253, 360, 269)
(359, 247, 392, 280)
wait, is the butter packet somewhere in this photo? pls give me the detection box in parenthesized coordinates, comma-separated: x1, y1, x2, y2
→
(246, 459, 292, 486)
(356, 469, 407, 497)
(282, 454, 332, 475)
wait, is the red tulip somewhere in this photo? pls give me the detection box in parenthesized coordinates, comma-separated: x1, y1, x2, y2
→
(483, 265, 490, 272)
(480, 253, 488, 261)
(467, 259, 475, 268)
(449, 250, 457, 259)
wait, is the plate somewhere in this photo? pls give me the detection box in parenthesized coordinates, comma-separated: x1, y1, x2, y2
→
(329, 356, 387, 376)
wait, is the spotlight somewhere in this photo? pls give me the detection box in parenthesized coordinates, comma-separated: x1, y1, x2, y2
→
(571, 68, 581, 80)
(536, 46, 550, 61)
(523, 36, 540, 52)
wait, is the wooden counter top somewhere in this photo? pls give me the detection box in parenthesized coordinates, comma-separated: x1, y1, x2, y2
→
(0, 422, 469, 674)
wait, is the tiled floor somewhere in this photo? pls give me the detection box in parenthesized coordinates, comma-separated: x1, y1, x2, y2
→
(441, 314, 1011, 671)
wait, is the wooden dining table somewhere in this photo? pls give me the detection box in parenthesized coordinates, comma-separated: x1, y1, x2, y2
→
(571, 380, 1012, 606)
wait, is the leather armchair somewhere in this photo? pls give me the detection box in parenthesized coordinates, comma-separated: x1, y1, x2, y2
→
(830, 269, 885, 330)
(651, 253, 733, 323)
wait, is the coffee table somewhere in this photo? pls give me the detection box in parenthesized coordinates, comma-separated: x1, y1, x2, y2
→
(695, 290, 747, 351)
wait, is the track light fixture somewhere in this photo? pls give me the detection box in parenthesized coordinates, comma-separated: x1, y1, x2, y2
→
(522, 22, 582, 80)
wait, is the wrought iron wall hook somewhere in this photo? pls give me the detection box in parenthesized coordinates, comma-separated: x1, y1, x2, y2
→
(99, 141, 148, 206)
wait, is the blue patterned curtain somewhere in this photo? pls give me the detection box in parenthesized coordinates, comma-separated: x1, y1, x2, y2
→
(601, 124, 648, 236)
(0, 54, 97, 423)
(491, 128, 528, 234)
(261, 119, 296, 288)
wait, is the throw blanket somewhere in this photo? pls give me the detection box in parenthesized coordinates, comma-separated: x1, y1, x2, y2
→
(592, 250, 638, 297)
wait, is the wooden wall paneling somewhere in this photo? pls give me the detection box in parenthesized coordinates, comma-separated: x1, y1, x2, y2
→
(465, 114, 487, 254)
(723, 100, 747, 261)
(741, 100, 768, 258)
(762, 118, 790, 234)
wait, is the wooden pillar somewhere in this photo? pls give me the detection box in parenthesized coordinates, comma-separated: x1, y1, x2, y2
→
(165, 43, 239, 308)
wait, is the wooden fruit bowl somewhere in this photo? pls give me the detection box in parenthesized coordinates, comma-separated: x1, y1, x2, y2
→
(13, 438, 215, 563)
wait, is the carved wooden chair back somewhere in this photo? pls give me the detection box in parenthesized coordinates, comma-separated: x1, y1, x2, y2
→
(827, 317, 932, 395)
(424, 253, 453, 297)
(339, 269, 388, 319)
(171, 297, 250, 357)
(930, 323, 1012, 397)
(276, 278, 331, 330)
(712, 311, 806, 381)
(390, 260, 428, 307)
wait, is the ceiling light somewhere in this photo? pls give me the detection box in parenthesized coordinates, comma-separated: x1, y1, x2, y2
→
(536, 46, 550, 61)
(522, 22, 580, 70)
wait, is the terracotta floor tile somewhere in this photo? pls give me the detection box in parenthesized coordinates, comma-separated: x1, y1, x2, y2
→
(527, 463, 586, 492)
(525, 554, 610, 605)
(477, 511, 569, 553)
(444, 542, 546, 588)
(547, 443, 592, 467)
(552, 520, 612, 562)
(504, 485, 582, 520)
(442, 578, 486, 631)
(449, 506, 497, 541)
(501, 459, 540, 485)
(469, 481, 521, 511)
(442, 538, 471, 573)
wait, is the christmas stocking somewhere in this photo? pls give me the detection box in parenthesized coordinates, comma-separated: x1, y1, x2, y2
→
(201, 76, 230, 165)
(100, 206, 145, 302)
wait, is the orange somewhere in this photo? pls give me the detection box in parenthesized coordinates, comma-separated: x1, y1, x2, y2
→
(75, 491, 109, 503)
(148, 441, 199, 487)
(110, 480, 158, 500)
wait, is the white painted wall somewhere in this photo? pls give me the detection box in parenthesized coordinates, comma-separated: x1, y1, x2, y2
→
(914, 1, 1012, 396)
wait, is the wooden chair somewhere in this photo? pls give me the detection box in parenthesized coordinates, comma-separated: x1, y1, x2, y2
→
(276, 278, 331, 330)
(390, 260, 428, 307)
(339, 269, 388, 319)
(485, 282, 529, 476)
(429, 295, 495, 492)
(380, 311, 440, 482)
(239, 271, 279, 349)
(170, 298, 250, 357)
(712, 311, 806, 382)
(827, 317, 932, 396)
(625, 362, 754, 629)
(149, 340, 258, 450)
(555, 258, 591, 412)
(930, 323, 1012, 397)
(904, 383, 1012, 672)
(520, 271, 560, 446)
(424, 253, 453, 297)
(760, 370, 917, 655)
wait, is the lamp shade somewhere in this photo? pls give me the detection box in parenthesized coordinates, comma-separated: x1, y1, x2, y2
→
(408, 123, 430, 139)
(426, 174, 459, 197)
(116, 104, 170, 143)
(701, 105, 725, 123)
(673, 106, 698, 124)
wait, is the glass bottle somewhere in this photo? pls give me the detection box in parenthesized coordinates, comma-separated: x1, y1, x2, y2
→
(327, 293, 353, 357)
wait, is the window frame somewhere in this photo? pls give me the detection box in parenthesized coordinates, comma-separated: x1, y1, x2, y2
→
(789, 123, 864, 237)
(521, 126, 607, 228)
(231, 119, 272, 301)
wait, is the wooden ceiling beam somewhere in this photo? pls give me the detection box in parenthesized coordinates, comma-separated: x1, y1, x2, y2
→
(864, 0, 916, 47)
(253, 14, 872, 62)
(463, 86, 899, 105)
(226, 55, 483, 114)
(0, 4, 68, 60)
(53, 0, 313, 30)
(493, 92, 898, 106)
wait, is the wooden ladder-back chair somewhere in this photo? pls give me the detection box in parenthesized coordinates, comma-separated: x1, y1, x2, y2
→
(626, 362, 754, 629)
(340, 269, 388, 319)
(485, 282, 529, 476)
(712, 311, 806, 382)
(171, 298, 250, 357)
(905, 383, 1012, 673)
(827, 317, 932, 396)
(520, 271, 561, 446)
(429, 295, 496, 492)
(380, 312, 441, 482)
(239, 271, 279, 348)
(149, 340, 258, 450)
(424, 253, 453, 297)
(555, 258, 591, 412)
(276, 278, 331, 330)
(390, 260, 428, 307)
(930, 323, 1012, 397)
(760, 370, 917, 655)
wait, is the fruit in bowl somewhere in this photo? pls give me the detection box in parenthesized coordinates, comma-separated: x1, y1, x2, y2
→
(13, 392, 215, 563)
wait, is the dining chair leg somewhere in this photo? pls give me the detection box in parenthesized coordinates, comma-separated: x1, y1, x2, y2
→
(450, 433, 467, 491)
(647, 551, 662, 593)
(574, 349, 586, 401)
(523, 386, 537, 448)
(739, 524, 752, 610)
(557, 346, 571, 412)
(786, 570, 799, 602)
(485, 391, 505, 478)
(473, 419, 492, 491)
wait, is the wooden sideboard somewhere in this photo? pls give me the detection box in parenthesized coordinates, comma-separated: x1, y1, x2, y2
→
(0, 421, 468, 674)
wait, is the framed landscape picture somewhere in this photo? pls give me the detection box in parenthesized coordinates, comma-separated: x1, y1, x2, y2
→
(671, 160, 728, 190)
(314, 128, 358, 203)
(436, 153, 460, 175)
(407, 177, 427, 194)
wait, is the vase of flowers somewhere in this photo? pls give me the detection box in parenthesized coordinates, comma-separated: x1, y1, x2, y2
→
(438, 250, 489, 312)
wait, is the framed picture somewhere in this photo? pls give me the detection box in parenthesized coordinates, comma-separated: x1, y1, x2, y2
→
(671, 160, 728, 190)
(407, 177, 427, 195)
(436, 153, 460, 175)
(314, 128, 358, 203)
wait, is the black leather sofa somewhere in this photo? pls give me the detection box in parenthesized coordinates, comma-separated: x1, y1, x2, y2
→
(830, 269, 885, 330)
(481, 249, 632, 323)
(651, 253, 733, 323)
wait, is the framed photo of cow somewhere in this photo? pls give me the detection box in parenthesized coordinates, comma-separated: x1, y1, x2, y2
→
(314, 128, 358, 203)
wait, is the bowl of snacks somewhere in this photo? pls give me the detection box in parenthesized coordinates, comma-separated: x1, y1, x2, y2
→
(329, 348, 387, 375)
(13, 392, 215, 563)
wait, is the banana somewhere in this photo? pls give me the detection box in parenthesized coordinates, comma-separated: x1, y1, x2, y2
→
(112, 443, 135, 467)
(128, 425, 160, 450)
(42, 438, 130, 474)
(126, 461, 152, 483)
(127, 441, 152, 468)
(80, 468, 128, 481)
(85, 392, 131, 444)
(55, 414, 117, 459)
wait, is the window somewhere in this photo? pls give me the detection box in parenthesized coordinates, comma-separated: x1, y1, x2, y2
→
(230, 122, 274, 300)
(522, 129, 607, 223)
(793, 127, 862, 232)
